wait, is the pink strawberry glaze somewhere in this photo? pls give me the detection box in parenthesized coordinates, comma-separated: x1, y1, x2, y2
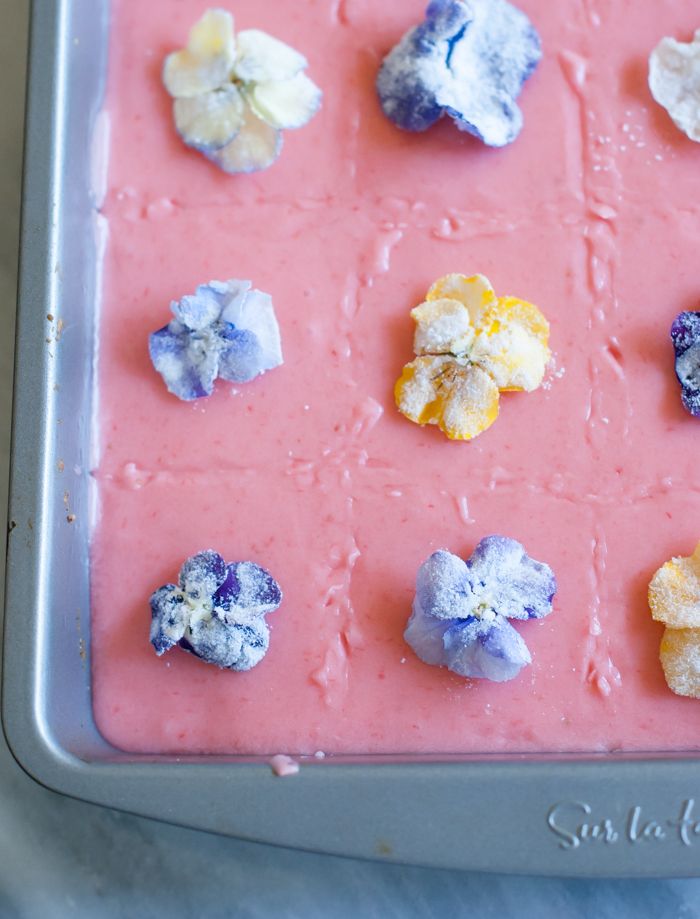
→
(92, 0, 700, 754)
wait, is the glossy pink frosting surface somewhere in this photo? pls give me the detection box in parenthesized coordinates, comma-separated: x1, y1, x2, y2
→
(92, 0, 700, 754)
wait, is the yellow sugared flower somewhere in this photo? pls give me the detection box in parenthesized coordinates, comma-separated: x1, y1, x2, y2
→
(395, 273, 551, 441)
(649, 542, 700, 699)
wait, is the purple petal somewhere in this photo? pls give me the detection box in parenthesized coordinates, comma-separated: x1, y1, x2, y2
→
(220, 287, 283, 376)
(404, 595, 454, 665)
(466, 535, 556, 620)
(149, 584, 188, 655)
(213, 561, 282, 620)
(217, 328, 266, 383)
(171, 286, 223, 330)
(148, 324, 219, 401)
(404, 598, 532, 682)
(376, 0, 541, 145)
(671, 311, 700, 418)
(178, 550, 228, 600)
(443, 614, 531, 681)
(376, 2, 468, 132)
(415, 549, 474, 620)
(181, 616, 270, 671)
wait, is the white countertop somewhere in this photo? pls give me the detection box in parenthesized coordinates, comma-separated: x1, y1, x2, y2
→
(0, 1, 699, 914)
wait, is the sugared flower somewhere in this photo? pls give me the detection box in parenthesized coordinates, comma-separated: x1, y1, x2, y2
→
(149, 279, 283, 401)
(649, 30, 700, 143)
(150, 549, 282, 671)
(163, 9, 322, 173)
(671, 311, 700, 417)
(405, 537, 556, 682)
(395, 273, 550, 440)
(376, 0, 541, 146)
(649, 542, 700, 698)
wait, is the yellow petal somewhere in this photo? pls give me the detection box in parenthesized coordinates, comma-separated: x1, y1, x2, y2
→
(471, 296, 551, 392)
(163, 10, 236, 98)
(659, 627, 700, 699)
(395, 355, 499, 441)
(649, 542, 700, 628)
(188, 9, 235, 60)
(426, 274, 496, 326)
(410, 298, 475, 356)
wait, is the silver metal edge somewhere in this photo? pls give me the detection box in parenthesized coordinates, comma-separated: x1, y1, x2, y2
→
(2, 0, 699, 878)
(3, 0, 61, 765)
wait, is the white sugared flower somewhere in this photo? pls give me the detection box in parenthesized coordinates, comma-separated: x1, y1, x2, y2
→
(163, 9, 322, 173)
(649, 29, 700, 143)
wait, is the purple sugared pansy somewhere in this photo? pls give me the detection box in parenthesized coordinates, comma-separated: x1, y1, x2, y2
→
(150, 549, 282, 671)
(671, 311, 700, 418)
(376, 0, 541, 147)
(405, 536, 556, 682)
(148, 278, 283, 401)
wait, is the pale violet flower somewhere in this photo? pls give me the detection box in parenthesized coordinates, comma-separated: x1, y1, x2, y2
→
(163, 9, 322, 172)
(405, 537, 556, 682)
(149, 279, 283, 401)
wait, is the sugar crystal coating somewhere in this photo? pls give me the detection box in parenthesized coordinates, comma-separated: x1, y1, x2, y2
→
(649, 542, 700, 630)
(659, 629, 700, 699)
(405, 539, 556, 682)
(649, 543, 700, 699)
(150, 550, 282, 671)
(376, 0, 541, 146)
(395, 273, 550, 440)
(149, 278, 283, 401)
(163, 9, 321, 173)
(173, 85, 246, 152)
(671, 311, 700, 417)
(649, 30, 700, 143)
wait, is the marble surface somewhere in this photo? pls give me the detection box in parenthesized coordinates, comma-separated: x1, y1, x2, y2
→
(1, 2, 700, 915)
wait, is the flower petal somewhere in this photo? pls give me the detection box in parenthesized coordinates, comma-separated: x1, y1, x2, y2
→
(395, 355, 500, 440)
(376, 0, 471, 132)
(246, 72, 322, 130)
(220, 287, 283, 374)
(465, 535, 557, 621)
(471, 295, 550, 391)
(671, 311, 700, 417)
(183, 615, 270, 671)
(415, 549, 475, 621)
(217, 329, 266, 383)
(404, 597, 532, 682)
(649, 542, 700, 629)
(173, 85, 245, 151)
(171, 285, 223, 330)
(404, 596, 455, 666)
(149, 324, 219, 401)
(234, 28, 307, 83)
(213, 561, 283, 621)
(411, 298, 474, 355)
(149, 585, 189, 655)
(188, 8, 236, 59)
(376, 0, 541, 145)
(207, 105, 283, 174)
(163, 9, 236, 98)
(443, 615, 532, 681)
(426, 273, 496, 326)
(434, 0, 542, 147)
(649, 29, 700, 143)
(659, 628, 700, 699)
(179, 550, 228, 600)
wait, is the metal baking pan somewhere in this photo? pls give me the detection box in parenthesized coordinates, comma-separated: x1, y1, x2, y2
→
(3, 0, 699, 878)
